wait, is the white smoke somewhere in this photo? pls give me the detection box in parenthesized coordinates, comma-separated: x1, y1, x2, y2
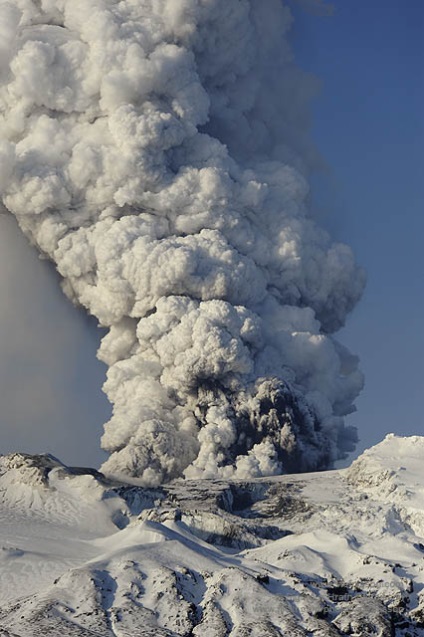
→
(0, 0, 365, 485)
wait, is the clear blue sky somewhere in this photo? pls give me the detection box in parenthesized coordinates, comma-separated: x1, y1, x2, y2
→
(0, 215, 109, 467)
(0, 0, 422, 467)
(291, 0, 424, 459)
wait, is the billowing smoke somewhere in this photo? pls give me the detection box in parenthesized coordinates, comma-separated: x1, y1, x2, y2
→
(0, 0, 365, 485)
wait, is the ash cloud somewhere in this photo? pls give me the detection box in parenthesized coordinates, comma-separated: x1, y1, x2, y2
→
(0, 0, 365, 485)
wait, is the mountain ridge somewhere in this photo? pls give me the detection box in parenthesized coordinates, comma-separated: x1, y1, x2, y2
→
(1, 435, 424, 636)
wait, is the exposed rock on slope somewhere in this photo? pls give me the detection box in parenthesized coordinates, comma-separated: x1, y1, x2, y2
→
(1, 435, 424, 635)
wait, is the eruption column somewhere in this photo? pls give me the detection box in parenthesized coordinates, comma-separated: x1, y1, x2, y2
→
(0, 0, 365, 484)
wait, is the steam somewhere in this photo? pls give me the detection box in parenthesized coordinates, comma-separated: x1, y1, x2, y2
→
(0, 0, 365, 485)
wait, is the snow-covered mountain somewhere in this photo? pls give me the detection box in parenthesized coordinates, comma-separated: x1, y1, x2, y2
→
(0, 5, 410, 634)
(1, 435, 424, 636)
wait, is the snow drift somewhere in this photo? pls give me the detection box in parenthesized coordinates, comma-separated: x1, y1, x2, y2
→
(2, 436, 424, 636)
(0, 0, 365, 484)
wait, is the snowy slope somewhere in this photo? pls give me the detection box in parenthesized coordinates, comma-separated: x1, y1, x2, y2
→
(1, 436, 424, 636)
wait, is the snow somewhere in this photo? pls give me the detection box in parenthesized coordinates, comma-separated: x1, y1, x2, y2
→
(1, 436, 424, 634)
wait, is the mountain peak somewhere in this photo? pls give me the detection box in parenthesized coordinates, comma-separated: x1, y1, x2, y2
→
(1, 437, 424, 635)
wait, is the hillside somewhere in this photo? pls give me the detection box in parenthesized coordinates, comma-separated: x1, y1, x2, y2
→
(1, 435, 424, 636)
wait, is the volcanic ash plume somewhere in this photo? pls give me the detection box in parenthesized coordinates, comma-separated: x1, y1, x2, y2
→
(0, 0, 365, 485)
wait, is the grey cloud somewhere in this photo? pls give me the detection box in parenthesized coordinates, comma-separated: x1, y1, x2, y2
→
(0, 0, 364, 484)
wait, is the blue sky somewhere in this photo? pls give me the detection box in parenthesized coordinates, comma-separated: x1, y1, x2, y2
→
(291, 0, 424, 459)
(0, 215, 109, 466)
(0, 0, 422, 468)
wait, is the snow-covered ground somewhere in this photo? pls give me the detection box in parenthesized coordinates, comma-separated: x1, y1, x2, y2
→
(1, 435, 424, 636)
